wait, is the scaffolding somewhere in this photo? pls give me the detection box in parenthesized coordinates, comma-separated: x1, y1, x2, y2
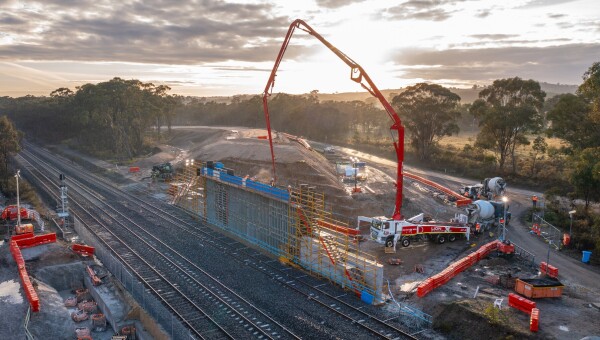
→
(168, 161, 383, 302)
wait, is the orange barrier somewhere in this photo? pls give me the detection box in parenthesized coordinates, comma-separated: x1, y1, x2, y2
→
(15, 233, 57, 249)
(417, 240, 500, 297)
(257, 135, 269, 140)
(508, 293, 536, 314)
(404, 172, 472, 207)
(9, 233, 56, 312)
(316, 219, 360, 236)
(530, 308, 539, 332)
(72, 244, 95, 257)
(86, 265, 102, 286)
(539, 262, 558, 278)
(11, 232, 34, 241)
(10, 240, 40, 311)
(129, 166, 140, 173)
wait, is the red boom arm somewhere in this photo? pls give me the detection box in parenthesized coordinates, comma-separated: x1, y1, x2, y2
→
(262, 19, 405, 220)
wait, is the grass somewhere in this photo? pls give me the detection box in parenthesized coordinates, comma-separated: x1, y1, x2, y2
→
(438, 133, 568, 157)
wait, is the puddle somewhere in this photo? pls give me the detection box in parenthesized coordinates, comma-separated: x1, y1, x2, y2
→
(0, 280, 24, 304)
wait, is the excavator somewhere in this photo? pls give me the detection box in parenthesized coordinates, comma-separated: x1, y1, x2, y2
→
(262, 19, 469, 248)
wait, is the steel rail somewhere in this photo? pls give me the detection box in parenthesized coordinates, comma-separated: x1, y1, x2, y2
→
(22, 143, 416, 339)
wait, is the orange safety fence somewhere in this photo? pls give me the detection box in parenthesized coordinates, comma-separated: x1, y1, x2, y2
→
(9, 233, 57, 312)
(530, 308, 540, 332)
(72, 244, 95, 256)
(15, 233, 57, 249)
(404, 172, 472, 207)
(417, 240, 501, 297)
(539, 262, 558, 278)
(11, 232, 35, 241)
(508, 292, 536, 314)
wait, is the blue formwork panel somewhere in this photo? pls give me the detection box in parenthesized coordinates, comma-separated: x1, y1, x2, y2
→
(220, 173, 243, 186)
(361, 290, 374, 304)
(245, 180, 290, 201)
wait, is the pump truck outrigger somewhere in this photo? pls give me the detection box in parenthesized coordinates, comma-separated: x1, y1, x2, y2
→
(262, 19, 469, 247)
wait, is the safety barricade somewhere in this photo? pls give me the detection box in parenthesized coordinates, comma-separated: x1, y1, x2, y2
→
(539, 262, 558, 278)
(9, 234, 55, 312)
(72, 244, 95, 257)
(11, 232, 35, 241)
(15, 233, 57, 249)
(86, 265, 102, 286)
(530, 308, 540, 332)
(508, 293, 536, 314)
(128, 166, 140, 173)
(417, 240, 499, 297)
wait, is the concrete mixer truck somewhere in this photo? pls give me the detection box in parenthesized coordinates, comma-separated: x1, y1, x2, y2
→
(458, 177, 507, 200)
(465, 199, 511, 232)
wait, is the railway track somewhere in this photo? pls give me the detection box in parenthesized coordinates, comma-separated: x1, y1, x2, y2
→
(19, 143, 418, 339)
(18, 150, 299, 340)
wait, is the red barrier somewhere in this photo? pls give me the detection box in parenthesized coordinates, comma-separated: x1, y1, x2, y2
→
(9, 234, 53, 312)
(129, 166, 140, 173)
(417, 240, 500, 297)
(15, 233, 57, 249)
(72, 244, 95, 257)
(540, 262, 558, 278)
(404, 172, 472, 207)
(508, 293, 536, 314)
(530, 308, 539, 332)
(11, 232, 34, 241)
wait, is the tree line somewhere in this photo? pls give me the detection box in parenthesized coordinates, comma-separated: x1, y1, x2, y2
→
(0, 77, 178, 159)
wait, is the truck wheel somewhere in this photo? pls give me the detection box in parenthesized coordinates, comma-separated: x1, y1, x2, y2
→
(401, 237, 411, 247)
(437, 235, 446, 244)
(449, 234, 456, 242)
(385, 237, 394, 248)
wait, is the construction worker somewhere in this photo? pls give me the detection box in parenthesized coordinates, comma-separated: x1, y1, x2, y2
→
(532, 195, 538, 209)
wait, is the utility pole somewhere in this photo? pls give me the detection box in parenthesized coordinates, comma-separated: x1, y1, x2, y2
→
(569, 210, 576, 237)
(15, 170, 21, 227)
(501, 196, 508, 241)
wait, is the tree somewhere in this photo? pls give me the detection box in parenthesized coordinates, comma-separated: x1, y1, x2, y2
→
(578, 61, 600, 116)
(0, 116, 21, 180)
(529, 136, 547, 177)
(570, 147, 600, 209)
(546, 93, 600, 151)
(470, 77, 545, 173)
(391, 83, 461, 160)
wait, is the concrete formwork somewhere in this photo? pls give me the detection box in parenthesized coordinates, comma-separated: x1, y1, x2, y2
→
(175, 164, 384, 302)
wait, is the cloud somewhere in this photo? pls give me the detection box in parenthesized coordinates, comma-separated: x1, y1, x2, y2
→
(475, 9, 491, 18)
(383, 0, 467, 22)
(547, 13, 567, 19)
(521, 0, 577, 8)
(315, 0, 365, 9)
(393, 43, 600, 84)
(470, 34, 519, 40)
(0, 0, 299, 64)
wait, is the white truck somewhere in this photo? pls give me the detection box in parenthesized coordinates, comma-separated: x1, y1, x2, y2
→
(458, 177, 507, 200)
(361, 213, 470, 248)
(466, 199, 511, 232)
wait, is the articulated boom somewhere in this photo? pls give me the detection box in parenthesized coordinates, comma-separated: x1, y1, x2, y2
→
(263, 19, 405, 220)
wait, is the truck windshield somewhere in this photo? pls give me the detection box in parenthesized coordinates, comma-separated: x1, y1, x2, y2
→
(371, 220, 383, 230)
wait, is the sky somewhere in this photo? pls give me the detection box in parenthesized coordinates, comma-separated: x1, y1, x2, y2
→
(1, 0, 599, 97)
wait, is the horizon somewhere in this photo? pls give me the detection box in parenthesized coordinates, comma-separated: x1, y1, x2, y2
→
(1, 0, 599, 97)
